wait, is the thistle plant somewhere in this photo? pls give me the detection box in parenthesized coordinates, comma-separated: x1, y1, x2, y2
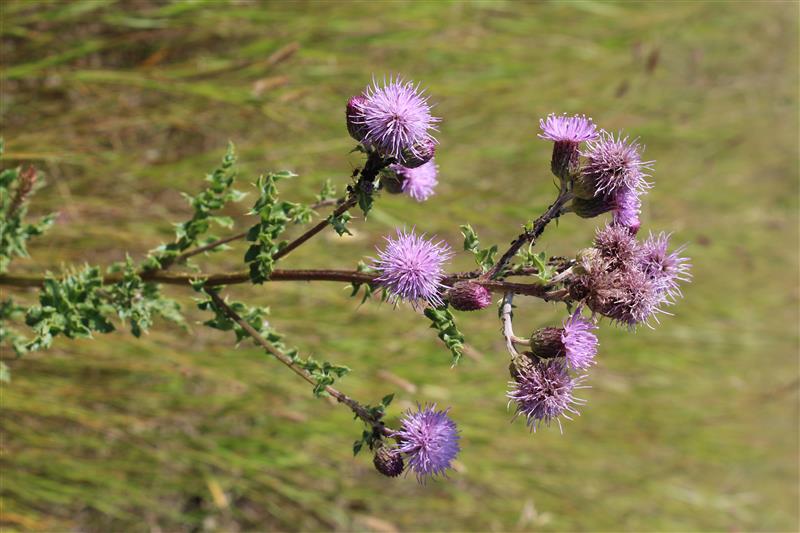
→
(0, 78, 690, 483)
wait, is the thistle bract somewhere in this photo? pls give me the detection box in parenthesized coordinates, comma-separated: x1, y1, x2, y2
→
(447, 281, 492, 311)
(373, 447, 405, 478)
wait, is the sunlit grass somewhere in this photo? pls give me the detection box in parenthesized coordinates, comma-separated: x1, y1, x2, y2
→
(1, 1, 798, 531)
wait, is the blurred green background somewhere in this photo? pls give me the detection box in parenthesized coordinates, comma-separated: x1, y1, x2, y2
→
(1, 1, 798, 531)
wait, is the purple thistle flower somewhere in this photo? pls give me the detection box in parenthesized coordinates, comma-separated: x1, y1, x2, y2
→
(594, 223, 641, 267)
(538, 113, 598, 143)
(395, 404, 460, 482)
(640, 232, 691, 302)
(373, 229, 453, 307)
(357, 77, 439, 165)
(594, 267, 664, 328)
(508, 359, 586, 433)
(582, 131, 653, 197)
(561, 309, 598, 370)
(612, 187, 642, 234)
(388, 159, 439, 202)
(539, 113, 598, 178)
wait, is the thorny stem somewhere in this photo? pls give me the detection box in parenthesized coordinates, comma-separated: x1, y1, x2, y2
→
(0, 269, 569, 301)
(205, 289, 392, 436)
(170, 197, 343, 265)
(483, 187, 574, 280)
(271, 151, 389, 263)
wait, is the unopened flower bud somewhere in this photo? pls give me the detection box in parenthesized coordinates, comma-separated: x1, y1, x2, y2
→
(346, 95, 368, 142)
(571, 195, 615, 218)
(447, 281, 492, 311)
(400, 138, 436, 169)
(529, 327, 565, 359)
(373, 447, 404, 477)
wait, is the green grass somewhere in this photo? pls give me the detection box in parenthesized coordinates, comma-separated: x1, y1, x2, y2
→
(1, 0, 798, 531)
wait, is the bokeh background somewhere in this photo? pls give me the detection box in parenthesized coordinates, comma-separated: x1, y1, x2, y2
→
(1, 1, 798, 531)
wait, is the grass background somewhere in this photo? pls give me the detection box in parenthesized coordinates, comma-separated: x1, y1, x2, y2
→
(1, 0, 798, 531)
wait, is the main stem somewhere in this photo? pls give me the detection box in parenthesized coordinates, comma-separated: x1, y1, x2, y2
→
(271, 150, 388, 263)
(206, 289, 391, 435)
(0, 269, 563, 300)
(484, 188, 573, 280)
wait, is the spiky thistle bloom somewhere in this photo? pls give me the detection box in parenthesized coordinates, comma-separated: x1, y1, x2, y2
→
(594, 223, 641, 268)
(591, 267, 664, 328)
(639, 232, 691, 302)
(612, 187, 642, 234)
(395, 404, 460, 482)
(539, 113, 598, 143)
(539, 113, 598, 179)
(373, 229, 453, 307)
(447, 281, 492, 311)
(561, 310, 598, 370)
(508, 359, 585, 432)
(388, 159, 439, 202)
(356, 77, 439, 165)
(582, 131, 652, 197)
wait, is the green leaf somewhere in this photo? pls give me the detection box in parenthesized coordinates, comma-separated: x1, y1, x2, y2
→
(424, 305, 466, 365)
(146, 144, 245, 267)
(245, 172, 314, 283)
(460, 224, 496, 272)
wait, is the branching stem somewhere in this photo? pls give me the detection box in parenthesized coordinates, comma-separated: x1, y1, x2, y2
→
(0, 269, 568, 302)
(483, 187, 573, 280)
(205, 289, 392, 436)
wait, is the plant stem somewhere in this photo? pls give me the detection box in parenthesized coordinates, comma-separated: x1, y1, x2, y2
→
(0, 269, 567, 301)
(271, 151, 389, 263)
(483, 188, 573, 280)
(205, 289, 391, 435)
(170, 198, 344, 265)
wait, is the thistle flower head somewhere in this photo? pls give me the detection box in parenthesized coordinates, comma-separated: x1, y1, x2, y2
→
(396, 404, 460, 482)
(389, 159, 439, 202)
(594, 223, 641, 267)
(508, 359, 585, 432)
(582, 131, 652, 196)
(561, 309, 598, 370)
(591, 267, 663, 328)
(538, 113, 598, 143)
(358, 77, 439, 165)
(447, 280, 492, 311)
(373, 229, 452, 307)
(612, 187, 642, 234)
(640, 232, 691, 302)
